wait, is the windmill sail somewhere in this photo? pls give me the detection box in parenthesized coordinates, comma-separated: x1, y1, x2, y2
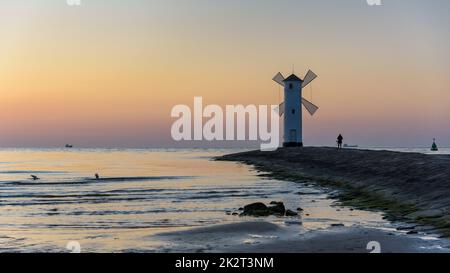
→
(277, 102, 285, 116)
(274, 70, 319, 117)
(278, 99, 318, 116)
(302, 70, 317, 88)
(273, 72, 285, 86)
(302, 98, 319, 116)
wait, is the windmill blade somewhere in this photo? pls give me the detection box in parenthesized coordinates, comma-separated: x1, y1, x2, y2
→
(277, 102, 285, 116)
(302, 98, 319, 116)
(272, 72, 285, 86)
(302, 70, 317, 88)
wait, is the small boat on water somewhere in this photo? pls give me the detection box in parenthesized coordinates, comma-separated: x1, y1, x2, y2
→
(65, 144, 73, 148)
(431, 138, 439, 152)
(344, 144, 359, 148)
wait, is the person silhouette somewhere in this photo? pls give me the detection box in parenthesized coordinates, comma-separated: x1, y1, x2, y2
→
(337, 134, 343, 149)
(95, 173, 100, 180)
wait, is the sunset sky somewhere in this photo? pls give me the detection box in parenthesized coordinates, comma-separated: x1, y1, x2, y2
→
(1, 0, 450, 148)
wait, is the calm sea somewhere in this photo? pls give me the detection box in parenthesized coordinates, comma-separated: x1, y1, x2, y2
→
(0, 147, 447, 252)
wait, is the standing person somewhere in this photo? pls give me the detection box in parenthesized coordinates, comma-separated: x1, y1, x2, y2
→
(337, 134, 343, 149)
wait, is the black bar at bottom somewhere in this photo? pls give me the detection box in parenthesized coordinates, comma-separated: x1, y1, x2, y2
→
(0, 253, 447, 272)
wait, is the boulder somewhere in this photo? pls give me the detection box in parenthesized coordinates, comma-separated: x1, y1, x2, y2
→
(268, 202, 286, 215)
(244, 202, 268, 211)
(239, 201, 297, 217)
(241, 202, 271, 217)
(285, 210, 298, 216)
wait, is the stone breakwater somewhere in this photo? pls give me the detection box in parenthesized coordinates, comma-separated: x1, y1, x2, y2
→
(217, 147, 450, 237)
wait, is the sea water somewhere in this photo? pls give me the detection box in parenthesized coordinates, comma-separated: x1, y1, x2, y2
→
(0, 148, 446, 252)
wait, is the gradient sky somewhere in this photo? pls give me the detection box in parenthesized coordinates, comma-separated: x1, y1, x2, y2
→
(1, 0, 450, 148)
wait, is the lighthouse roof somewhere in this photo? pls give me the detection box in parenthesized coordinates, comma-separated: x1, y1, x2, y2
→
(283, 74, 303, 82)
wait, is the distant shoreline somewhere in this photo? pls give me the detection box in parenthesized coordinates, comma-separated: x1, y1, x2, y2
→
(217, 147, 450, 237)
(0, 146, 448, 150)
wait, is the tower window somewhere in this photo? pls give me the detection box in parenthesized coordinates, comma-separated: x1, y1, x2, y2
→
(292, 109, 295, 114)
(289, 83, 293, 89)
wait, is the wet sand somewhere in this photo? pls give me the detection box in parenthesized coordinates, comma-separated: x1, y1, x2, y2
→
(155, 221, 450, 253)
(217, 147, 450, 237)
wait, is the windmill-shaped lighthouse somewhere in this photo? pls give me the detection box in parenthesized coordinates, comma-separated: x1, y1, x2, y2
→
(273, 69, 319, 147)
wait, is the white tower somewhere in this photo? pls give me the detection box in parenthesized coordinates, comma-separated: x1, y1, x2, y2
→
(283, 74, 303, 147)
(273, 70, 319, 148)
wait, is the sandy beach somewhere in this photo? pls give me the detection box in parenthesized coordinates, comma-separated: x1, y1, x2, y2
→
(218, 147, 450, 238)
